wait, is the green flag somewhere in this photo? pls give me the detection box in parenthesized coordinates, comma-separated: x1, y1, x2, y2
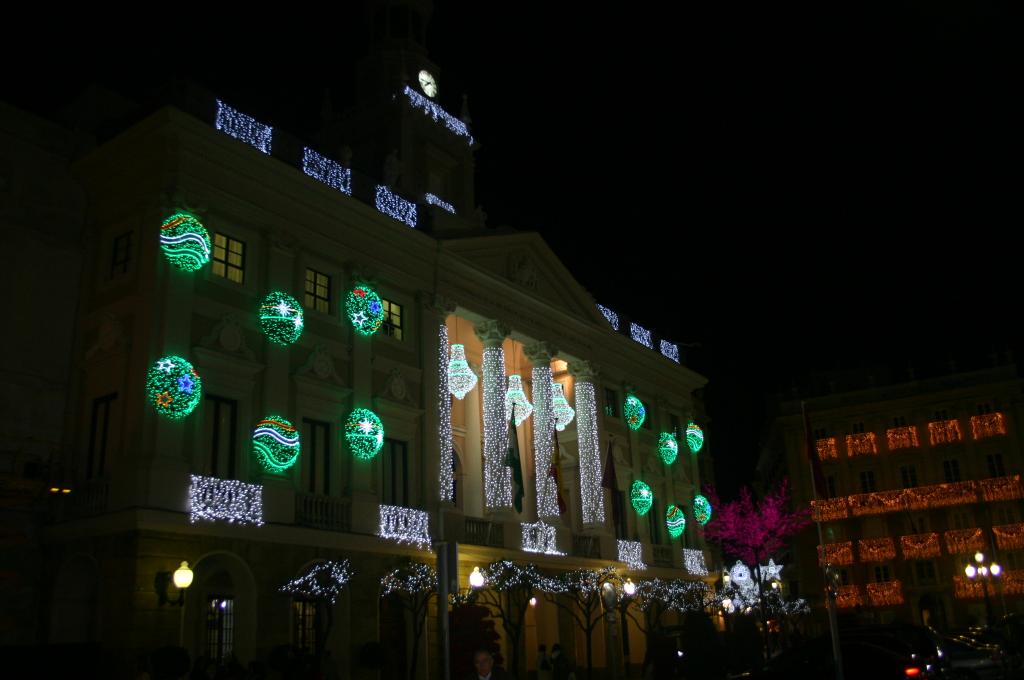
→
(505, 405, 525, 513)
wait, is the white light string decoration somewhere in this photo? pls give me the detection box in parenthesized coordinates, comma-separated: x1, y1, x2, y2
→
(618, 539, 647, 571)
(574, 381, 605, 524)
(596, 304, 619, 331)
(379, 505, 432, 550)
(302, 147, 352, 195)
(505, 374, 534, 425)
(482, 346, 513, 509)
(682, 548, 708, 576)
(551, 382, 575, 431)
(521, 521, 564, 556)
(425, 192, 455, 214)
(439, 324, 455, 502)
(448, 344, 478, 399)
(402, 86, 475, 145)
(215, 100, 272, 155)
(189, 475, 264, 526)
(532, 364, 560, 518)
(630, 322, 653, 349)
(660, 340, 680, 363)
(375, 185, 418, 228)
(280, 560, 353, 604)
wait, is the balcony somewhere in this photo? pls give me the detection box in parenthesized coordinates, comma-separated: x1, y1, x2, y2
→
(886, 426, 919, 451)
(817, 541, 854, 566)
(928, 419, 962, 445)
(857, 538, 895, 563)
(845, 433, 878, 457)
(900, 533, 940, 559)
(971, 413, 1006, 440)
(811, 474, 1023, 519)
(945, 528, 985, 555)
(652, 544, 675, 568)
(866, 580, 904, 607)
(295, 492, 350, 532)
(571, 533, 601, 559)
(464, 517, 504, 548)
(816, 437, 838, 460)
(71, 477, 109, 516)
(993, 523, 1024, 551)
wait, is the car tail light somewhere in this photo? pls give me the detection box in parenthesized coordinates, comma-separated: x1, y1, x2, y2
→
(904, 668, 921, 677)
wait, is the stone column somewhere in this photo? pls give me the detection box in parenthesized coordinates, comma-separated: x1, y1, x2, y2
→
(570, 360, 606, 529)
(475, 320, 513, 511)
(419, 293, 457, 508)
(525, 342, 560, 519)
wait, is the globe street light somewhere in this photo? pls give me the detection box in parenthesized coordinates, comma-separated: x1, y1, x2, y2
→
(964, 552, 1001, 626)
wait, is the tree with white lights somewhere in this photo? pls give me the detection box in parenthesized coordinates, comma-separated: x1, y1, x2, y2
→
(380, 562, 437, 680)
(468, 560, 544, 679)
(279, 560, 353, 663)
(540, 566, 618, 680)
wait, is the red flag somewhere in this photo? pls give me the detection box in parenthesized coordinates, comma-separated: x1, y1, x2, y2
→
(804, 402, 826, 500)
(601, 440, 623, 534)
(550, 430, 568, 514)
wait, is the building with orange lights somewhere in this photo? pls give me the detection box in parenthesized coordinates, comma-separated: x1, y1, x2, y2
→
(760, 362, 1024, 629)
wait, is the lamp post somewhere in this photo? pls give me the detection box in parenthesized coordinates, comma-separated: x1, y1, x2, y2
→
(964, 552, 1001, 626)
(173, 561, 194, 648)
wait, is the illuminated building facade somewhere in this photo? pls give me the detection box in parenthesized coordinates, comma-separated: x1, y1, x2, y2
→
(761, 363, 1024, 629)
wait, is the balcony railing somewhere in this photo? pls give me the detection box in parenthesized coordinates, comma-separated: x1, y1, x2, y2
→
(464, 517, 504, 548)
(572, 534, 601, 559)
(652, 545, 675, 567)
(812, 475, 1023, 520)
(295, 492, 350, 532)
(71, 477, 109, 516)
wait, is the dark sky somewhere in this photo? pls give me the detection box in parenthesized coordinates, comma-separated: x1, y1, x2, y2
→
(7, 2, 1017, 497)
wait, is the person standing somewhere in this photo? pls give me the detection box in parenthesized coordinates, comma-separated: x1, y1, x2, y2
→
(467, 649, 512, 680)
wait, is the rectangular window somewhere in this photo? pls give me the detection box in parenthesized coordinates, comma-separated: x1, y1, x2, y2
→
(292, 600, 317, 654)
(839, 569, 850, 586)
(382, 439, 409, 506)
(987, 454, 1005, 477)
(304, 268, 331, 314)
(604, 389, 618, 418)
(934, 409, 949, 420)
(382, 299, 403, 340)
(892, 416, 907, 427)
(914, 561, 936, 585)
(943, 459, 961, 483)
(874, 565, 891, 583)
(615, 491, 628, 539)
(109, 231, 132, 278)
(206, 395, 238, 479)
(86, 393, 117, 479)
(859, 470, 876, 493)
(826, 476, 837, 499)
(951, 511, 972, 530)
(900, 465, 918, 489)
(648, 498, 661, 545)
(206, 596, 234, 664)
(212, 233, 245, 284)
(852, 422, 865, 434)
(303, 419, 331, 495)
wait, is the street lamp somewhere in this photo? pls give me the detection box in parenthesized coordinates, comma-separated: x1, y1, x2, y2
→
(469, 566, 485, 589)
(964, 552, 1001, 626)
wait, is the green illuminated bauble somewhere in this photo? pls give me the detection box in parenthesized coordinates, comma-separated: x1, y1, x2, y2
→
(624, 395, 646, 431)
(345, 408, 384, 460)
(693, 495, 713, 525)
(146, 355, 202, 419)
(658, 432, 679, 465)
(345, 285, 385, 336)
(159, 213, 211, 272)
(666, 504, 686, 539)
(258, 291, 304, 346)
(686, 422, 704, 453)
(252, 415, 301, 472)
(630, 480, 653, 515)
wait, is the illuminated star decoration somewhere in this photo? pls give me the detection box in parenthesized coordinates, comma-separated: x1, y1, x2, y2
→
(760, 559, 783, 583)
(353, 311, 367, 324)
(157, 392, 173, 407)
(177, 375, 194, 394)
(157, 359, 175, 373)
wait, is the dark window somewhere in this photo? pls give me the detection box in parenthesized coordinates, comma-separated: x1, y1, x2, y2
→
(987, 454, 1005, 477)
(874, 565, 891, 583)
(604, 389, 618, 418)
(900, 465, 918, 488)
(382, 299, 403, 340)
(914, 561, 936, 584)
(934, 409, 949, 420)
(206, 395, 238, 478)
(943, 459, 961, 483)
(892, 416, 907, 427)
(86, 393, 117, 479)
(109, 231, 132, 278)
(293, 600, 317, 654)
(212, 233, 245, 284)
(648, 498, 661, 545)
(813, 427, 828, 439)
(304, 268, 330, 314)
(977, 402, 993, 415)
(303, 419, 330, 495)
(383, 439, 409, 506)
(206, 596, 234, 664)
(839, 569, 850, 586)
(859, 470, 876, 493)
(825, 476, 837, 499)
(615, 491, 628, 539)
(852, 422, 865, 434)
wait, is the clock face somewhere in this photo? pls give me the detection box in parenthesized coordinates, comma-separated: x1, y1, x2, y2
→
(418, 70, 437, 98)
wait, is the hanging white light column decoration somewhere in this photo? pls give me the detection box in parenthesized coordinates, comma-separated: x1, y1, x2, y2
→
(448, 344, 477, 399)
(532, 364, 560, 518)
(482, 346, 513, 509)
(551, 382, 575, 431)
(596, 304, 619, 331)
(574, 381, 605, 525)
(302, 147, 352, 195)
(438, 324, 455, 502)
(505, 374, 534, 425)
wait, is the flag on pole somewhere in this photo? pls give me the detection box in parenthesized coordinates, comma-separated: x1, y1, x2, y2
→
(600, 440, 622, 534)
(550, 430, 568, 514)
(505, 405, 525, 513)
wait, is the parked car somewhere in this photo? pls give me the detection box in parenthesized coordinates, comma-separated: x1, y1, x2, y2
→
(940, 636, 1007, 680)
(749, 637, 934, 679)
(842, 623, 950, 676)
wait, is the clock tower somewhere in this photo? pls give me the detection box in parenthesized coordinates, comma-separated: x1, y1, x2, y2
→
(325, 0, 479, 231)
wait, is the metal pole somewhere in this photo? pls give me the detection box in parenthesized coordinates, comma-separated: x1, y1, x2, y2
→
(436, 537, 452, 680)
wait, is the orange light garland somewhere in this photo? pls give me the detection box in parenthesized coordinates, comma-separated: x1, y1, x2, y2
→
(866, 580, 904, 607)
(971, 413, 1006, 440)
(811, 498, 848, 522)
(835, 585, 862, 609)
(886, 426, 919, 451)
(993, 523, 1024, 551)
(979, 475, 1023, 502)
(928, 419, 962, 445)
(858, 537, 896, 563)
(817, 476, 1022, 520)
(849, 490, 904, 516)
(954, 571, 1024, 599)
(818, 541, 854, 566)
(944, 528, 985, 555)
(846, 432, 878, 457)
(900, 533, 941, 559)
(817, 437, 838, 460)
(906, 482, 975, 510)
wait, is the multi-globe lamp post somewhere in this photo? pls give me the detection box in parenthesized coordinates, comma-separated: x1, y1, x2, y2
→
(964, 551, 1001, 625)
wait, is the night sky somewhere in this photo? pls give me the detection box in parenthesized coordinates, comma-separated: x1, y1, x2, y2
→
(6, 2, 1017, 497)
